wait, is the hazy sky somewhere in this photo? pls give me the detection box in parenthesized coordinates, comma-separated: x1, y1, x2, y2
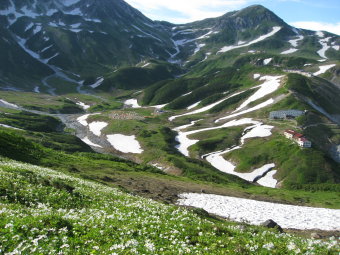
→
(124, 0, 340, 35)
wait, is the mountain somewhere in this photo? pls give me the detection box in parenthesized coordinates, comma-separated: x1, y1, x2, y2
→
(0, 0, 176, 91)
(0, 1, 339, 92)
(0, 2, 340, 250)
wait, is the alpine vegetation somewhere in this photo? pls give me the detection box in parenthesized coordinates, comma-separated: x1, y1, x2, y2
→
(0, 160, 338, 254)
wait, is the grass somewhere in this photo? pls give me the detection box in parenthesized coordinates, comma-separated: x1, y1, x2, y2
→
(0, 91, 83, 114)
(0, 111, 63, 133)
(226, 134, 340, 189)
(0, 159, 338, 254)
(189, 127, 244, 157)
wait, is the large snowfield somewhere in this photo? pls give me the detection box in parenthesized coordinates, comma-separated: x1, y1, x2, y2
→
(178, 193, 340, 231)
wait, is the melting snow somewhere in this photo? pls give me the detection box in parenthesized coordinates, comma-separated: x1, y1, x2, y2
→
(33, 25, 42, 34)
(107, 134, 143, 154)
(70, 23, 81, 29)
(234, 75, 282, 112)
(174, 118, 256, 157)
(263, 58, 272, 65)
(317, 37, 331, 59)
(0, 123, 23, 131)
(70, 29, 82, 33)
(313, 64, 336, 76)
(204, 121, 275, 184)
(141, 62, 150, 68)
(76, 101, 90, 110)
(41, 45, 53, 53)
(81, 136, 102, 148)
(257, 170, 277, 188)
(64, 8, 82, 16)
(288, 35, 303, 47)
(84, 18, 101, 23)
(61, 0, 81, 6)
(253, 74, 261, 79)
(281, 48, 298, 55)
(169, 90, 247, 121)
(193, 43, 206, 55)
(215, 99, 274, 123)
(218, 27, 281, 53)
(25, 23, 34, 32)
(124, 99, 141, 108)
(42, 53, 59, 64)
(178, 193, 340, 231)
(0, 99, 19, 109)
(315, 31, 324, 38)
(332, 45, 340, 51)
(89, 122, 108, 136)
(187, 101, 201, 110)
(46, 9, 58, 16)
(132, 25, 161, 42)
(77, 113, 98, 126)
(89, 77, 104, 88)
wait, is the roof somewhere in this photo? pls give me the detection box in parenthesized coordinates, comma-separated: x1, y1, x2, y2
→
(284, 129, 296, 135)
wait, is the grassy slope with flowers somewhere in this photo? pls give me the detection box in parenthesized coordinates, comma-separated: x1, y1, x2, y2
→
(0, 159, 339, 254)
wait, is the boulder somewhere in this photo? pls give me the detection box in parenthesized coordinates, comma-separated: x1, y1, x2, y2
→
(261, 219, 284, 233)
(311, 233, 322, 239)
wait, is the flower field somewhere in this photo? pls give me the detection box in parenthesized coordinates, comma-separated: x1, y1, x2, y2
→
(0, 159, 338, 254)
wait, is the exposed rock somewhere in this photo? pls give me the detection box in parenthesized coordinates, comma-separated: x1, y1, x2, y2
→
(261, 219, 284, 233)
(311, 232, 322, 239)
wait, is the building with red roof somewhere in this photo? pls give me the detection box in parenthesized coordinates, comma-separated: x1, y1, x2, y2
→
(284, 130, 312, 148)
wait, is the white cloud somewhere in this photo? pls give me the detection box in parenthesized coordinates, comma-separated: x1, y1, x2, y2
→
(290, 21, 340, 35)
(125, 0, 250, 23)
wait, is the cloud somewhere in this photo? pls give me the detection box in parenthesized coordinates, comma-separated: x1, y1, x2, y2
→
(124, 0, 251, 23)
(290, 21, 340, 35)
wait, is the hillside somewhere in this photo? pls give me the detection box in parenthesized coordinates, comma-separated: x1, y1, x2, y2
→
(0, 0, 340, 252)
(0, 159, 339, 254)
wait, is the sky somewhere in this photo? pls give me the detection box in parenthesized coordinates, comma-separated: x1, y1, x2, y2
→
(124, 0, 340, 35)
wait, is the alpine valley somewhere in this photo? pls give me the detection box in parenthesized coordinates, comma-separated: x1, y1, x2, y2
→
(0, 0, 339, 254)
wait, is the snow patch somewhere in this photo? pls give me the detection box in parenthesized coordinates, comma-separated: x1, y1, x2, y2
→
(315, 31, 324, 38)
(281, 48, 298, 55)
(107, 134, 143, 154)
(288, 35, 303, 47)
(81, 136, 102, 148)
(141, 62, 151, 68)
(234, 75, 283, 112)
(33, 25, 42, 34)
(215, 99, 274, 123)
(317, 37, 332, 59)
(257, 170, 277, 188)
(169, 90, 247, 121)
(84, 18, 101, 23)
(61, 0, 81, 7)
(89, 77, 104, 89)
(253, 74, 261, 79)
(124, 99, 141, 108)
(0, 99, 19, 109)
(263, 58, 272, 65)
(193, 43, 206, 55)
(89, 122, 108, 136)
(77, 114, 98, 126)
(34, 86, 40, 93)
(187, 101, 201, 110)
(313, 64, 336, 76)
(0, 123, 23, 131)
(178, 193, 340, 231)
(76, 101, 90, 110)
(218, 27, 281, 53)
(332, 45, 339, 51)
